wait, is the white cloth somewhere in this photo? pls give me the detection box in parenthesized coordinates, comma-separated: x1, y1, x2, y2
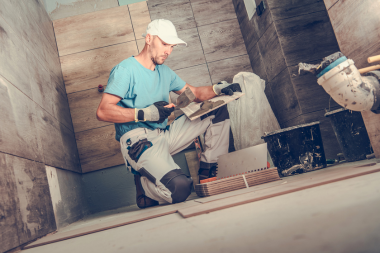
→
(228, 72, 280, 150)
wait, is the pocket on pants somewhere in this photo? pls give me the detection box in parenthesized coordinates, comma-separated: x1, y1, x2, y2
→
(128, 138, 153, 162)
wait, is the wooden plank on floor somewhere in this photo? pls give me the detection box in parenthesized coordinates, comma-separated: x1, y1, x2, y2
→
(76, 125, 124, 173)
(198, 19, 247, 63)
(178, 162, 380, 218)
(68, 88, 112, 133)
(61, 41, 138, 94)
(24, 200, 201, 249)
(53, 5, 134, 56)
(128, 1, 151, 40)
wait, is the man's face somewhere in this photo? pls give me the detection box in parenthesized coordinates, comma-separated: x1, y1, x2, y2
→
(149, 35, 176, 65)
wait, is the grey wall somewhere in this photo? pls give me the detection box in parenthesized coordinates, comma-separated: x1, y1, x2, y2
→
(0, 1, 82, 251)
(233, 0, 343, 159)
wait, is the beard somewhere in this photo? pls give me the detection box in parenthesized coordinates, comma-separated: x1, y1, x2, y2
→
(151, 55, 166, 65)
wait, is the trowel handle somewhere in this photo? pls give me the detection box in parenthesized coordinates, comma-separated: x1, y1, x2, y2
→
(368, 54, 380, 63)
(358, 64, 380, 74)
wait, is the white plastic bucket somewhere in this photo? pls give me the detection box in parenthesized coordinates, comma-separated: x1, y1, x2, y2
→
(317, 59, 375, 111)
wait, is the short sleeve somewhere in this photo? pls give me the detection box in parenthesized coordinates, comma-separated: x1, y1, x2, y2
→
(168, 68, 186, 92)
(104, 65, 131, 98)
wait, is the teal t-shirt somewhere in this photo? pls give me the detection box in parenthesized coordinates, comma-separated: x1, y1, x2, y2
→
(104, 57, 186, 142)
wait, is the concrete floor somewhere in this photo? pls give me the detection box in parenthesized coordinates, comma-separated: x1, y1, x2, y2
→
(22, 162, 380, 253)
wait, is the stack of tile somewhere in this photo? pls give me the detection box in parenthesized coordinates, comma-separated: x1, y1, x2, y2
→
(195, 167, 280, 197)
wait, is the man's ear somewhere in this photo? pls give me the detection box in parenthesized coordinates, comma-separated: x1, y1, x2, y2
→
(145, 34, 153, 46)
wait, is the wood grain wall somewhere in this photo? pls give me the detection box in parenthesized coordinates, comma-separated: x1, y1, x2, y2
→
(0, 1, 81, 251)
(57, 0, 252, 173)
(233, 0, 343, 159)
(324, 0, 380, 158)
(148, 0, 252, 104)
(56, 2, 149, 173)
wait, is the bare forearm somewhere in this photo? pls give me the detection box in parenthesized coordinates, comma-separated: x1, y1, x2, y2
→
(192, 86, 216, 102)
(97, 104, 135, 123)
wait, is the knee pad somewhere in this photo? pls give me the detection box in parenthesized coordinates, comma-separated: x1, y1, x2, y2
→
(161, 169, 193, 204)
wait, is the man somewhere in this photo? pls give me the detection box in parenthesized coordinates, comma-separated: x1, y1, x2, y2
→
(96, 19, 240, 209)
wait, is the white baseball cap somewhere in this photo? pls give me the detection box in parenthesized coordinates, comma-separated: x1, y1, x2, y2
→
(142, 19, 187, 46)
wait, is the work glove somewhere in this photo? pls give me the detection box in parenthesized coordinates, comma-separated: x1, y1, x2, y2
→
(135, 101, 175, 123)
(212, 81, 242, 96)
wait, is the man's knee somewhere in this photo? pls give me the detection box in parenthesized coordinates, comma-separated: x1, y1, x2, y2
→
(170, 175, 193, 203)
(160, 169, 193, 204)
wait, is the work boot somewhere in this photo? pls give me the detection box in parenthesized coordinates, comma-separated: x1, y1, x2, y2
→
(198, 162, 218, 183)
(134, 174, 159, 209)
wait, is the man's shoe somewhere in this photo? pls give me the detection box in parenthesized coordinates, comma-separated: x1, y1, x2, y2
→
(134, 174, 159, 209)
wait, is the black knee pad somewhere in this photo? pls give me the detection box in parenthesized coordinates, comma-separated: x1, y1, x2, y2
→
(200, 104, 229, 124)
(161, 169, 193, 204)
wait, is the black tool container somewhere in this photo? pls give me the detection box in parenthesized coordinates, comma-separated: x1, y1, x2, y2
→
(262, 122, 327, 177)
(325, 108, 371, 162)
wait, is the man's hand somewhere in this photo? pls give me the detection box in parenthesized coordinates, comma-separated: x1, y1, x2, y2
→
(135, 101, 175, 123)
(213, 81, 242, 96)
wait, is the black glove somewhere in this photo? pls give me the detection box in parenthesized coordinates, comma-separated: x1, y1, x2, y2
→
(213, 81, 242, 95)
(135, 101, 175, 123)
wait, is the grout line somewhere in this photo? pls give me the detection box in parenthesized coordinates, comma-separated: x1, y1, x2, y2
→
(327, 0, 340, 11)
(75, 124, 114, 135)
(0, 150, 44, 165)
(127, 4, 140, 53)
(59, 40, 136, 58)
(188, 1, 213, 85)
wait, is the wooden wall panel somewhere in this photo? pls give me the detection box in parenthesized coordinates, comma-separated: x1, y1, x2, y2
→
(198, 19, 247, 63)
(61, 41, 138, 94)
(191, 0, 237, 27)
(8, 155, 56, 245)
(136, 39, 146, 53)
(0, 19, 32, 97)
(0, 76, 44, 163)
(164, 28, 206, 71)
(324, 0, 339, 10)
(327, 0, 380, 68)
(76, 125, 124, 173)
(48, 0, 119, 21)
(170, 64, 212, 102)
(0, 153, 23, 253)
(53, 5, 134, 56)
(68, 88, 112, 133)
(275, 10, 340, 66)
(208, 55, 252, 84)
(269, 68, 301, 123)
(257, 23, 287, 81)
(267, 0, 326, 21)
(129, 1, 151, 40)
(233, 0, 259, 55)
(247, 42, 268, 81)
(288, 65, 341, 114)
(148, 0, 196, 31)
